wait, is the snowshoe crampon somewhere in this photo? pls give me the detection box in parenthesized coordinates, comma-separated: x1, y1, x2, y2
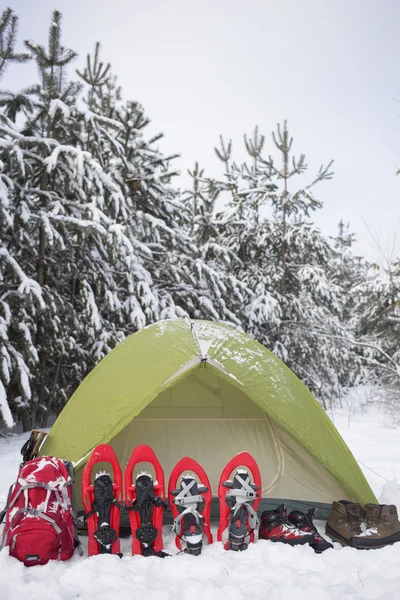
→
(217, 452, 261, 551)
(168, 457, 213, 555)
(125, 444, 168, 557)
(82, 444, 123, 557)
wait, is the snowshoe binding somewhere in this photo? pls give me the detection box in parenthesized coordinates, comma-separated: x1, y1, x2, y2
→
(217, 452, 262, 551)
(82, 444, 123, 557)
(125, 445, 168, 557)
(168, 457, 213, 555)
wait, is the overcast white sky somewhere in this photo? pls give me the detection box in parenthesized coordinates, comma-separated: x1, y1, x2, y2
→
(4, 0, 400, 262)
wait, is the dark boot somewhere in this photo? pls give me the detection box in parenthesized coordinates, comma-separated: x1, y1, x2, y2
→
(325, 500, 363, 546)
(352, 504, 400, 549)
(259, 504, 315, 546)
(288, 508, 333, 553)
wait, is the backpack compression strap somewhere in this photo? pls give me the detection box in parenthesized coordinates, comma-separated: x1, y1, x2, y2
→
(0, 484, 13, 526)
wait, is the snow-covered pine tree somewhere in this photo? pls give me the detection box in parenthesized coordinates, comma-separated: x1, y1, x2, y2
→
(0, 12, 161, 427)
(77, 43, 250, 325)
(182, 162, 252, 324)
(203, 123, 361, 406)
(211, 129, 282, 330)
(353, 258, 400, 400)
(320, 221, 371, 394)
(331, 221, 366, 294)
(263, 124, 353, 405)
(76, 45, 180, 322)
(0, 8, 30, 82)
(0, 8, 36, 428)
(1, 13, 256, 428)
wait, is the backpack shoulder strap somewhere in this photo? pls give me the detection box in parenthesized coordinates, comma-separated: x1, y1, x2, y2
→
(0, 482, 15, 525)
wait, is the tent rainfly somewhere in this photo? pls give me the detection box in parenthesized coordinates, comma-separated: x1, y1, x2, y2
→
(40, 319, 376, 510)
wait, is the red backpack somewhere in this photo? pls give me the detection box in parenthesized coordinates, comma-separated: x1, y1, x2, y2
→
(1, 456, 80, 566)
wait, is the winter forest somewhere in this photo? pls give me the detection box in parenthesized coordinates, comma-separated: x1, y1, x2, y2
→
(0, 8, 399, 431)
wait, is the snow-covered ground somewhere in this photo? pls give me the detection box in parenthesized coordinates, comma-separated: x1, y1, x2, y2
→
(1, 403, 400, 600)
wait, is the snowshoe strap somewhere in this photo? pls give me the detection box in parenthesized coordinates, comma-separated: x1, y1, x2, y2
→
(148, 549, 170, 558)
(228, 504, 249, 551)
(231, 502, 259, 530)
(173, 506, 202, 534)
(172, 478, 204, 507)
(174, 507, 204, 555)
(133, 479, 168, 511)
(83, 476, 122, 522)
(228, 502, 260, 550)
(245, 504, 260, 531)
(136, 520, 170, 558)
(224, 475, 259, 505)
(136, 521, 158, 551)
(94, 523, 118, 550)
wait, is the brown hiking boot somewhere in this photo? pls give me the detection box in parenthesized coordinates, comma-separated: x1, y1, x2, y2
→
(325, 500, 363, 546)
(352, 504, 400, 549)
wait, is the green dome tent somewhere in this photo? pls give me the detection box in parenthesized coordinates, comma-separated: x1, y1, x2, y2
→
(41, 319, 376, 509)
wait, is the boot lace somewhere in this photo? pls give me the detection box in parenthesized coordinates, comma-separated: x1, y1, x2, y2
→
(366, 508, 381, 529)
(304, 514, 317, 533)
(349, 522, 361, 535)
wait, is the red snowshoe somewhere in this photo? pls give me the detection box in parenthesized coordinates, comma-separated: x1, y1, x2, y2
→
(168, 457, 213, 555)
(124, 444, 168, 557)
(82, 444, 123, 557)
(217, 452, 261, 551)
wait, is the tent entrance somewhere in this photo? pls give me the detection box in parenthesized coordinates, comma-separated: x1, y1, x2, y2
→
(111, 363, 283, 493)
(110, 362, 353, 504)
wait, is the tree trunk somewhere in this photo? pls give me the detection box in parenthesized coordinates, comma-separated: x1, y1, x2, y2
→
(35, 167, 49, 424)
(280, 142, 289, 295)
(280, 195, 288, 294)
(280, 204, 287, 294)
(20, 407, 31, 433)
(44, 354, 62, 427)
(35, 222, 47, 423)
(34, 339, 47, 426)
(37, 223, 46, 286)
